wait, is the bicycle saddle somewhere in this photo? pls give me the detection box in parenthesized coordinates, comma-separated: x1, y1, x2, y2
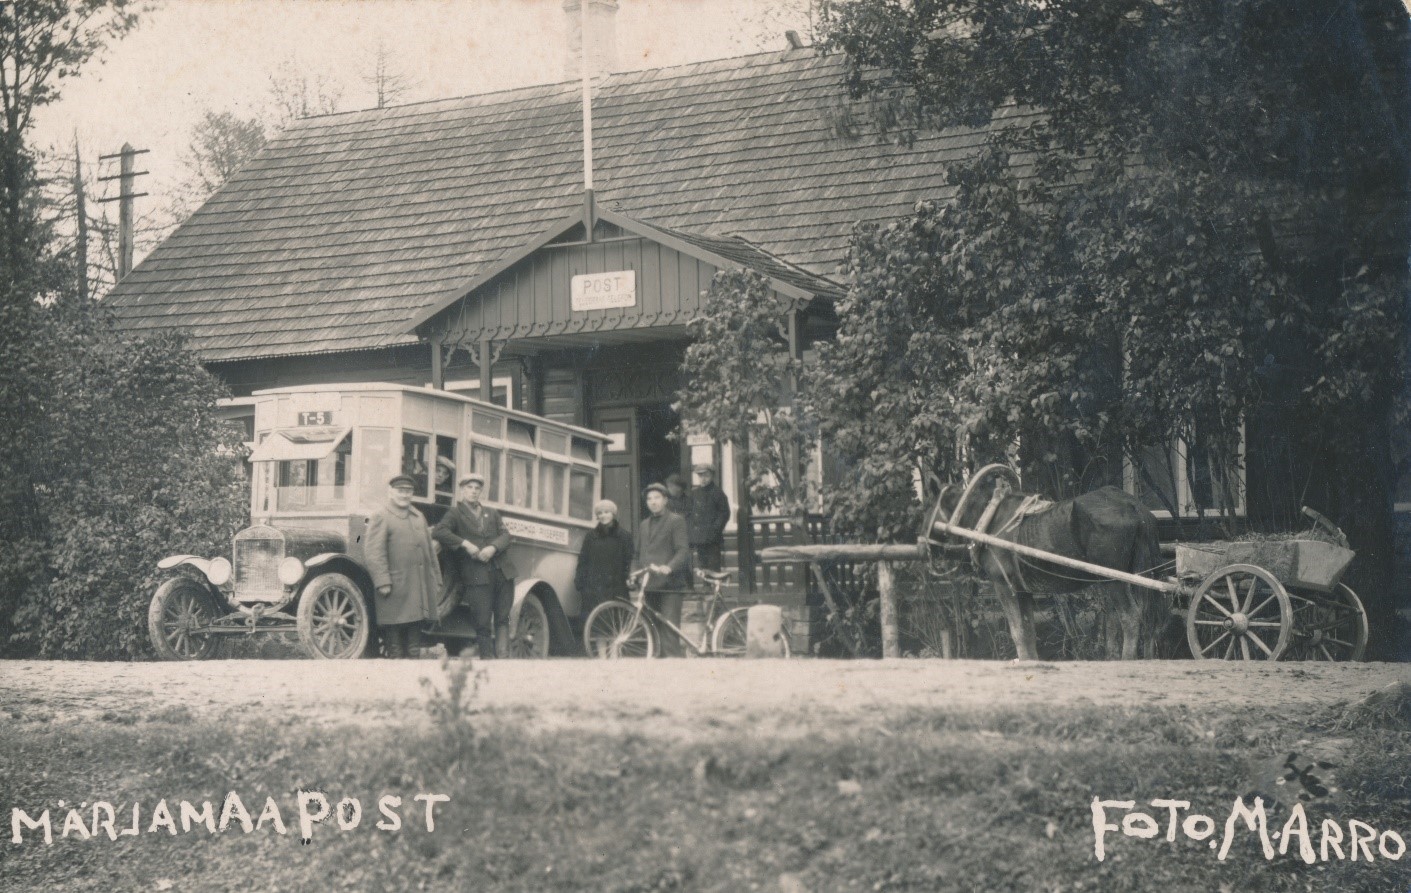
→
(697, 569, 732, 583)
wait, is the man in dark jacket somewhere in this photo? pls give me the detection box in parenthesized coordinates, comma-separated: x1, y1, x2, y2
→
(433, 473, 517, 658)
(635, 483, 689, 656)
(688, 464, 731, 572)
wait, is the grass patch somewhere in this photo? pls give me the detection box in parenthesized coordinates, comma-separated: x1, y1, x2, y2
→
(2, 696, 1408, 892)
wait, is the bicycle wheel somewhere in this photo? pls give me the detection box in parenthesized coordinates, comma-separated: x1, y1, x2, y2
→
(583, 601, 656, 658)
(710, 606, 792, 658)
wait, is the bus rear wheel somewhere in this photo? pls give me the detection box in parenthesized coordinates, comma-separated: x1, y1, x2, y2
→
(507, 593, 550, 659)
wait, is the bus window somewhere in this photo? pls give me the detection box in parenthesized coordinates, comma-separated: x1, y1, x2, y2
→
(435, 435, 457, 505)
(471, 444, 502, 502)
(472, 412, 502, 440)
(402, 432, 431, 499)
(568, 469, 595, 520)
(571, 437, 598, 463)
(540, 430, 568, 455)
(507, 419, 535, 448)
(507, 453, 534, 508)
(538, 461, 566, 514)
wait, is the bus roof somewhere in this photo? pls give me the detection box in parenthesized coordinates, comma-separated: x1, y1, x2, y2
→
(250, 382, 611, 443)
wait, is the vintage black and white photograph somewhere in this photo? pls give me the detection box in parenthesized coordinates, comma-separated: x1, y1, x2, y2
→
(1, 0, 1409, 890)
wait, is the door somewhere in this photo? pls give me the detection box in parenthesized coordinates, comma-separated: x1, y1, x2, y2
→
(595, 408, 639, 534)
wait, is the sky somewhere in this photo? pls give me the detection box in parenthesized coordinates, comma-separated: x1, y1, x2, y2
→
(32, 0, 815, 243)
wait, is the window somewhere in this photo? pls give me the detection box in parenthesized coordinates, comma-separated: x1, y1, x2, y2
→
(538, 461, 567, 514)
(1125, 426, 1246, 518)
(568, 469, 595, 520)
(275, 433, 351, 511)
(435, 435, 457, 506)
(507, 419, 536, 447)
(402, 431, 431, 500)
(571, 437, 598, 463)
(507, 453, 534, 508)
(471, 445, 502, 502)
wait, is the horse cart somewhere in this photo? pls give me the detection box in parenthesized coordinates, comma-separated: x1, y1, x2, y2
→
(923, 465, 1369, 662)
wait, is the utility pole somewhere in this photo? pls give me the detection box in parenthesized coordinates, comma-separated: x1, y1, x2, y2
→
(73, 137, 87, 302)
(96, 143, 149, 281)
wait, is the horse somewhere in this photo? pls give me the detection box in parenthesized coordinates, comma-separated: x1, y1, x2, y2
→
(930, 465, 1165, 661)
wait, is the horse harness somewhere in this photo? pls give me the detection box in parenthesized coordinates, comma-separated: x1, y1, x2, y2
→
(966, 482, 1054, 594)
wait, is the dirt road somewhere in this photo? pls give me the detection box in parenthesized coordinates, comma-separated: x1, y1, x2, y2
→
(3, 657, 1405, 736)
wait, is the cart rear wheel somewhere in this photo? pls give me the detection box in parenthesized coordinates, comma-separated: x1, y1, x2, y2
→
(710, 606, 793, 657)
(1186, 564, 1292, 661)
(148, 577, 224, 661)
(297, 574, 371, 660)
(583, 601, 656, 658)
(507, 592, 550, 659)
(1283, 583, 1368, 662)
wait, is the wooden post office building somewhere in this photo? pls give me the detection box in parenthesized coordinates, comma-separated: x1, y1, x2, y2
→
(103, 16, 976, 612)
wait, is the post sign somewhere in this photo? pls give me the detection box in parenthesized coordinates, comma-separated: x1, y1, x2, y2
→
(571, 270, 636, 312)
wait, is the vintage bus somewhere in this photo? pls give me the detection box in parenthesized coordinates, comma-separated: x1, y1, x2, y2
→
(148, 384, 610, 660)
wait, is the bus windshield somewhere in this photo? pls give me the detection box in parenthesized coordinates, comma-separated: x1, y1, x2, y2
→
(250, 427, 352, 512)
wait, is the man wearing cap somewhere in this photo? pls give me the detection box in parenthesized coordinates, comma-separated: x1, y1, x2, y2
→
(688, 464, 731, 572)
(635, 483, 690, 656)
(365, 475, 442, 658)
(433, 473, 517, 659)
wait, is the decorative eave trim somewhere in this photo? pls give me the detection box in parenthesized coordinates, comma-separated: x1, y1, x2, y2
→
(405, 202, 818, 336)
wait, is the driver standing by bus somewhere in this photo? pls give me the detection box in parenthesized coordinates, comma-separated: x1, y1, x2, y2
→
(366, 474, 442, 659)
(433, 473, 517, 659)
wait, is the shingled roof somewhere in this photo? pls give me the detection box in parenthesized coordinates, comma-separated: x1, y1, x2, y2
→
(105, 47, 983, 363)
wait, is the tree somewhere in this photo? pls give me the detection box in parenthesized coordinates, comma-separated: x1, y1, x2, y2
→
(0, 2, 249, 658)
(167, 110, 267, 220)
(678, 270, 814, 517)
(8, 297, 248, 658)
(0, 0, 140, 648)
(363, 40, 417, 110)
(819, 0, 1410, 652)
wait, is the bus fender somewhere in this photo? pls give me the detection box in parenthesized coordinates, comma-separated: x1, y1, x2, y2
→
(512, 578, 579, 656)
(156, 554, 213, 576)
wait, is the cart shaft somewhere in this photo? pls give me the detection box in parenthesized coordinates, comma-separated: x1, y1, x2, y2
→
(928, 519, 1177, 594)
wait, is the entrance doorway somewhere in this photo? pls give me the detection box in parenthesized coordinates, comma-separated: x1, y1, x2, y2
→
(593, 402, 683, 534)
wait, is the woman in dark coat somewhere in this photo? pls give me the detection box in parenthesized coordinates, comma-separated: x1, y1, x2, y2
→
(574, 499, 634, 618)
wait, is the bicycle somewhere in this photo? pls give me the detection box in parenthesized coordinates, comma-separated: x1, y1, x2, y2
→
(582, 568, 792, 658)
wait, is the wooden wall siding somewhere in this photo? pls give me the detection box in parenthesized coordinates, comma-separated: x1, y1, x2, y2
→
(438, 238, 719, 344)
(213, 346, 518, 405)
(541, 367, 583, 426)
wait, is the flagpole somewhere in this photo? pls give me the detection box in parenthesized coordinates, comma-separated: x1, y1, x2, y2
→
(580, 0, 594, 194)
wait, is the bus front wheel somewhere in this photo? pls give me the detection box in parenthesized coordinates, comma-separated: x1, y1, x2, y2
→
(297, 574, 371, 660)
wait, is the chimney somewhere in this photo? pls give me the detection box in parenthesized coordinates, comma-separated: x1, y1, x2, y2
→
(563, 0, 619, 82)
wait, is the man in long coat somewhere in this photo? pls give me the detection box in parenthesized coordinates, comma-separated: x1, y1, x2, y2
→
(635, 482, 690, 656)
(365, 474, 442, 658)
(433, 473, 518, 658)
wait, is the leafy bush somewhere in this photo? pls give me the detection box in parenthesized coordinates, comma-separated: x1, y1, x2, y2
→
(2, 299, 248, 658)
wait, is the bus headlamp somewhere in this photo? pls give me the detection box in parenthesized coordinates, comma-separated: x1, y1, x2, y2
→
(278, 557, 305, 586)
(207, 557, 232, 587)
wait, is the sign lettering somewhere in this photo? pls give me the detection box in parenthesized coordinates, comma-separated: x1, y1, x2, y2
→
(503, 517, 570, 547)
(571, 271, 636, 312)
(297, 411, 334, 426)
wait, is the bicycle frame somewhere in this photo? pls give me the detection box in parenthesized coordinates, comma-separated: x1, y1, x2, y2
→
(618, 569, 733, 657)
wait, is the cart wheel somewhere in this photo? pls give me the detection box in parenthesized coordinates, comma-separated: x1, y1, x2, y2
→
(296, 574, 371, 660)
(1283, 583, 1369, 662)
(583, 601, 656, 658)
(710, 607, 793, 658)
(1186, 564, 1292, 661)
(148, 577, 224, 661)
(507, 593, 550, 659)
